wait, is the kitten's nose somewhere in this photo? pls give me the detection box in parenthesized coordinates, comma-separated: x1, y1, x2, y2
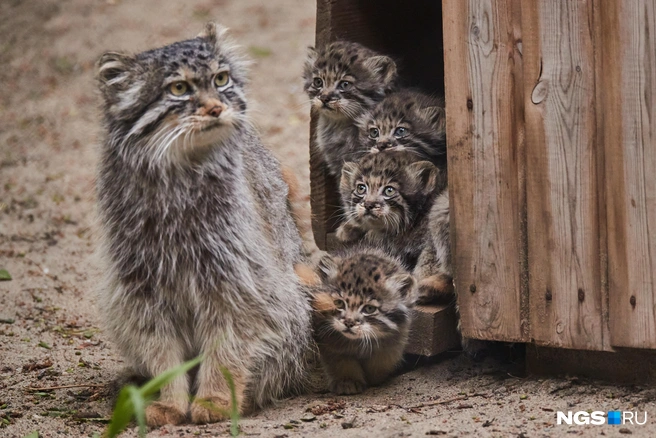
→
(364, 201, 378, 211)
(319, 93, 337, 104)
(344, 319, 356, 328)
(377, 140, 391, 150)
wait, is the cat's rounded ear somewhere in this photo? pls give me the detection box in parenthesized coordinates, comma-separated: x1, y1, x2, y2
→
(97, 52, 136, 91)
(306, 46, 318, 64)
(363, 55, 398, 88)
(420, 106, 446, 131)
(317, 254, 340, 281)
(385, 273, 417, 301)
(198, 22, 230, 43)
(405, 161, 440, 194)
(340, 161, 360, 188)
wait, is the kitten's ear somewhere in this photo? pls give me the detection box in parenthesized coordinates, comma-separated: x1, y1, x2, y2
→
(340, 161, 360, 188)
(306, 46, 318, 63)
(364, 55, 397, 88)
(405, 161, 440, 194)
(198, 22, 230, 43)
(420, 106, 446, 131)
(385, 273, 417, 301)
(97, 52, 136, 91)
(317, 254, 340, 281)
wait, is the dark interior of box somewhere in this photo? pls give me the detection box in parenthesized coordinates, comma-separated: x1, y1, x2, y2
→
(312, 0, 445, 246)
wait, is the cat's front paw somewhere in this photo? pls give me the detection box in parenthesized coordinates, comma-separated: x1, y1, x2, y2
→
(145, 401, 187, 426)
(335, 222, 365, 243)
(190, 396, 231, 424)
(330, 379, 366, 395)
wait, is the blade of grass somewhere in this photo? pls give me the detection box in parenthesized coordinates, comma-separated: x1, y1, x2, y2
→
(140, 356, 202, 398)
(104, 356, 202, 438)
(105, 386, 134, 438)
(127, 386, 147, 437)
(220, 367, 240, 437)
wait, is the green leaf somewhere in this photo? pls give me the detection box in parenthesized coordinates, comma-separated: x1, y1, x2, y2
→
(140, 356, 202, 398)
(105, 386, 134, 438)
(127, 386, 147, 438)
(220, 367, 241, 437)
(0, 269, 11, 281)
(38, 341, 51, 349)
(23, 432, 39, 438)
(104, 356, 202, 438)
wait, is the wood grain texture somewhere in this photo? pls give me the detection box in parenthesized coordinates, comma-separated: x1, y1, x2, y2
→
(443, 0, 526, 342)
(406, 305, 461, 356)
(523, 0, 605, 350)
(607, 0, 656, 349)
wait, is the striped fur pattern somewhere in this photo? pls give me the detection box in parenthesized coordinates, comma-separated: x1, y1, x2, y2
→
(337, 150, 445, 269)
(96, 23, 313, 426)
(303, 41, 397, 176)
(357, 90, 447, 169)
(311, 247, 417, 394)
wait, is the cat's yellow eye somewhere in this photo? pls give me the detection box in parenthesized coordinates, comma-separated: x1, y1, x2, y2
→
(169, 81, 189, 96)
(214, 72, 230, 87)
(355, 183, 367, 195)
(312, 77, 323, 88)
(334, 299, 346, 310)
(369, 127, 379, 139)
(383, 186, 396, 197)
(394, 127, 408, 138)
(362, 304, 378, 315)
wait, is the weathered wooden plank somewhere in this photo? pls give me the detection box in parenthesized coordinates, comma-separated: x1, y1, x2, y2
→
(443, 0, 526, 342)
(607, 0, 656, 349)
(523, 1, 605, 350)
(406, 305, 461, 356)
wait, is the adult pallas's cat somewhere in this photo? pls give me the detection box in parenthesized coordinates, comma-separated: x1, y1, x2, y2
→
(96, 23, 312, 425)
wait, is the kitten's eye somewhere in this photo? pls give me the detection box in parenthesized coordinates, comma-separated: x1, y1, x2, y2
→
(383, 186, 396, 197)
(394, 127, 408, 138)
(355, 184, 367, 195)
(361, 305, 378, 315)
(169, 81, 189, 96)
(312, 77, 323, 88)
(338, 80, 351, 91)
(369, 128, 379, 139)
(334, 299, 346, 310)
(214, 72, 230, 88)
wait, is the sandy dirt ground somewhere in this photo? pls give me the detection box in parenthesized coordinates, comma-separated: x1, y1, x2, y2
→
(1, 1, 655, 437)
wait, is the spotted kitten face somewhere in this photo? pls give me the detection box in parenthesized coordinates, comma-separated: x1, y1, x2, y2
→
(357, 91, 446, 162)
(97, 23, 250, 166)
(340, 151, 439, 234)
(303, 41, 397, 121)
(312, 251, 416, 343)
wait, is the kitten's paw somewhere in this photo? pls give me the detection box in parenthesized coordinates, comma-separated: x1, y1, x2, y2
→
(416, 275, 454, 304)
(330, 379, 366, 395)
(335, 223, 364, 243)
(190, 396, 231, 424)
(145, 401, 187, 426)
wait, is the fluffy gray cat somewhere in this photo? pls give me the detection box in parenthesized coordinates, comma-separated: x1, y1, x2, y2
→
(96, 23, 313, 426)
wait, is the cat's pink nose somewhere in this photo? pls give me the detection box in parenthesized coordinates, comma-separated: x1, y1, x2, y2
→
(208, 106, 223, 117)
